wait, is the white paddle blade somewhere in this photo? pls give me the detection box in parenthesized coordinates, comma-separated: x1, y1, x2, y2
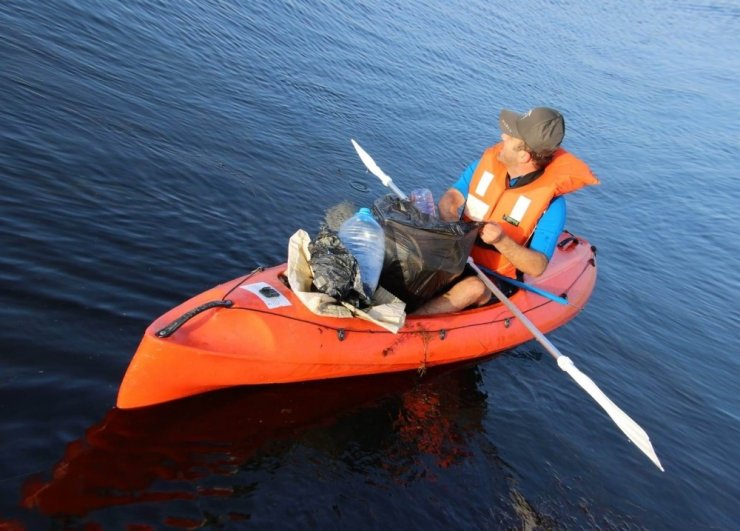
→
(469, 258, 664, 471)
(351, 139, 390, 184)
(557, 356, 664, 471)
(350, 139, 408, 199)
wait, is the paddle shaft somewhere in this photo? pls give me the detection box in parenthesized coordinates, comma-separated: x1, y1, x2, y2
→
(468, 259, 563, 360)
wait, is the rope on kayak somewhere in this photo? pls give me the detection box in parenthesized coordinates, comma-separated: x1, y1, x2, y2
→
(156, 300, 234, 338)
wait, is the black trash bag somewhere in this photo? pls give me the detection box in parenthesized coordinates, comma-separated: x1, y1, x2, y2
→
(373, 194, 481, 310)
(308, 226, 372, 308)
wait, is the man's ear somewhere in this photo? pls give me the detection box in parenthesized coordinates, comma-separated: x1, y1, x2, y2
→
(518, 149, 532, 164)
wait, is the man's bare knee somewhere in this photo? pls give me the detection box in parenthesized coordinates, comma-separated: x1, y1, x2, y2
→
(412, 275, 492, 315)
(454, 277, 490, 307)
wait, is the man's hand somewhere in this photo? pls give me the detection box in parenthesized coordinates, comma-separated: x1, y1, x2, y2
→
(480, 222, 505, 245)
(438, 188, 466, 221)
(478, 222, 548, 276)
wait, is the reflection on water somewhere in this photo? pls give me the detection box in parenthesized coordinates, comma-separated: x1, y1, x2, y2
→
(14, 359, 653, 529)
(21, 366, 491, 521)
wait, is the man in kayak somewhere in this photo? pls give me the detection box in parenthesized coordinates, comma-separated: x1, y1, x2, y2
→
(413, 107, 598, 315)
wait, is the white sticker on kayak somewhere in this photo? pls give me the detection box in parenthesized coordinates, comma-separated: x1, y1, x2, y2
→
(240, 282, 292, 309)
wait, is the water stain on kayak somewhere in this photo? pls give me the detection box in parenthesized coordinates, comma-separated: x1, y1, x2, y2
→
(382, 322, 435, 376)
(382, 328, 417, 358)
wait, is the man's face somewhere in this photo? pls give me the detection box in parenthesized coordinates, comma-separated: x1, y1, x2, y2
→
(497, 133, 527, 167)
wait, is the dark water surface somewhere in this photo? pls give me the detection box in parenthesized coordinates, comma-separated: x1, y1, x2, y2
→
(2, 0, 739, 528)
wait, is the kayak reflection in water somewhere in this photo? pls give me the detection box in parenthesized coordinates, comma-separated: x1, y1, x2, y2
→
(21, 366, 489, 521)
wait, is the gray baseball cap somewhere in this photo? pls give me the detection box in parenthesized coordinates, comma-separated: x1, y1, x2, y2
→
(499, 107, 565, 154)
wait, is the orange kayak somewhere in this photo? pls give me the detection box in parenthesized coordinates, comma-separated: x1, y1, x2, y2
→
(117, 233, 597, 409)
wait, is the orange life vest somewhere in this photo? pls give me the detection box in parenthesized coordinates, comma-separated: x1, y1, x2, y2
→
(464, 143, 599, 277)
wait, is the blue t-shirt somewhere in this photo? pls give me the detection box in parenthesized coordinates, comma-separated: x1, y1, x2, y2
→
(452, 159, 566, 259)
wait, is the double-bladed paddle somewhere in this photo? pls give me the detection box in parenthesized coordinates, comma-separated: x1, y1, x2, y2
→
(350, 138, 664, 472)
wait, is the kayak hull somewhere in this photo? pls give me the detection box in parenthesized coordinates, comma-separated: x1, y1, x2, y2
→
(117, 234, 597, 409)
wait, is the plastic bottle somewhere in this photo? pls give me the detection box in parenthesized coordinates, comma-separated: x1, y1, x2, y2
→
(338, 208, 385, 298)
(410, 188, 437, 217)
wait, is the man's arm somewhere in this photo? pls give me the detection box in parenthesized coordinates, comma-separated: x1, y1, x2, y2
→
(440, 187, 550, 274)
(479, 197, 566, 277)
(480, 223, 549, 276)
